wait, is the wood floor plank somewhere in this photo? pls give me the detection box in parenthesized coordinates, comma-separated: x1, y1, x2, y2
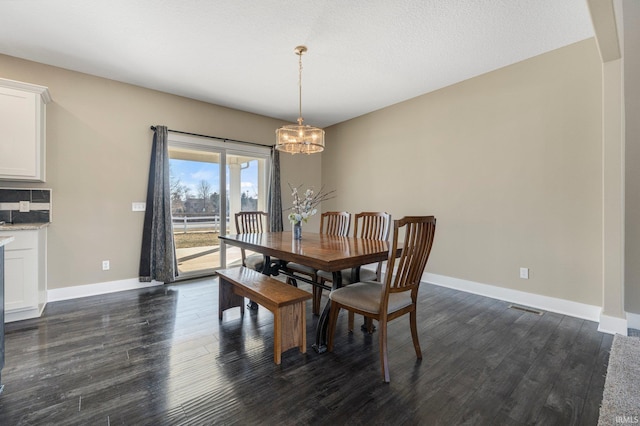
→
(536, 320, 604, 425)
(446, 308, 562, 425)
(581, 332, 614, 423)
(495, 314, 586, 424)
(412, 308, 531, 424)
(0, 277, 612, 425)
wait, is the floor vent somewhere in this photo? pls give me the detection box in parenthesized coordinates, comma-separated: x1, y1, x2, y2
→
(509, 304, 544, 315)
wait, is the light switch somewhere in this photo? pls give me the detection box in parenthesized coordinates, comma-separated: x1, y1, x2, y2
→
(19, 200, 30, 212)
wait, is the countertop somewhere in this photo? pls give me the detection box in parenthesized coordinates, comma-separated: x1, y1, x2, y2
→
(0, 236, 15, 247)
(0, 222, 50, 231)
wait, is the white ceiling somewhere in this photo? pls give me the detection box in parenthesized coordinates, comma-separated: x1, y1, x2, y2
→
(0, 0, 594, 128)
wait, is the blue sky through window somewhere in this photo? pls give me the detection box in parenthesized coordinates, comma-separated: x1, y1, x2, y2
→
(170, 158, 259, 199)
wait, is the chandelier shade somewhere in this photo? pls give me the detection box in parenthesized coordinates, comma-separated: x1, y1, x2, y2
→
(275, 122, 325, 154)
(275, 46, 325, 154)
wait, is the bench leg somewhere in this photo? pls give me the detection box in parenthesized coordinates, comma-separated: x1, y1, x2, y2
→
(219, 277, 245, 320)
(273, 302, 307, 364)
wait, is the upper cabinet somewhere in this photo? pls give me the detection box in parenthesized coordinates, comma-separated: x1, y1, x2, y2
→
(0, 78, 52, 182)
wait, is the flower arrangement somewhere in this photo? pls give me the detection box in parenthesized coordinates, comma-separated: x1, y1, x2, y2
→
(287, 183, 335, 224)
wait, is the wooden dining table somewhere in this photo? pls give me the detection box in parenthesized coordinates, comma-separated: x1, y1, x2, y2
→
(218, 231, 393, 353)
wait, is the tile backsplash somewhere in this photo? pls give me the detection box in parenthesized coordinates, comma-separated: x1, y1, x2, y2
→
(0, 188, 52, 223)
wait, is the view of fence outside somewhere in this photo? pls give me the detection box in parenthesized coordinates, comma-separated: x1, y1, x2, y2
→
(172, 216, 223, 249)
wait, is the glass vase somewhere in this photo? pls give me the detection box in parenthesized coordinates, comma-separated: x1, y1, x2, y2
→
(292, 221, 302, 240)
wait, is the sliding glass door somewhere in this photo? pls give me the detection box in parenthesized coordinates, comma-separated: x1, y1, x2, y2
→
(168, 133, 270, 278)
(225, 152, 269, 268)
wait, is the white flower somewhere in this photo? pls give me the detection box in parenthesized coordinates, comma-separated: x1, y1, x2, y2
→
(287, 183, 335, 224)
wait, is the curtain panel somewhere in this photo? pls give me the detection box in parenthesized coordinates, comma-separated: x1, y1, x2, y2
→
(139, 125, 177, 283)
(268, 148, 283, 232)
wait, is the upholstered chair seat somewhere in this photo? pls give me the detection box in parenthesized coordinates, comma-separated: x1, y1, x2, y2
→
(287, 263, 317, 276)
(244, 253, 266, 271)
(317, 267, 378, 285)
(330, 281, 413, 314)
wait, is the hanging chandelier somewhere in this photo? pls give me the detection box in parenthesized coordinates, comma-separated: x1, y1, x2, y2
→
(275, 45, 325, 154)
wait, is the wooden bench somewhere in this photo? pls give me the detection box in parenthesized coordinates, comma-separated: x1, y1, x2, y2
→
(217, 267, 312, 364)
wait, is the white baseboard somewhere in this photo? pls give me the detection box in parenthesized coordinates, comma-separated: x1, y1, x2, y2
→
(47, 278, 162, 302)
(627, 312, 640, 330)
(45, 271, 631, 336)
(423, 272, 602, 323)
(598, 314, 628, 335)
(6, 306, 43, 323)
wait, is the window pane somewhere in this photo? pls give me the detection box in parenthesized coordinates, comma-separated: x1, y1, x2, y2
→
(169, 147, 221, 276)
(225, 154, 268, 267)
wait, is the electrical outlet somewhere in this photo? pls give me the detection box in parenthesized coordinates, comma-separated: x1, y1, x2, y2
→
(19, 200, 30, 212)
(132, 202, 146, 212)
(102, 260, 110, 271)
(519, 267, 529, 279)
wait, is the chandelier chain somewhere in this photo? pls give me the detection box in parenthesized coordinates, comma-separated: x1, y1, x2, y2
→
(298, 48, 303, 125)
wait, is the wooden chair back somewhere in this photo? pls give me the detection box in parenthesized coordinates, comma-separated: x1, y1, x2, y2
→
(354, 212, 391, 241)
(235, 211, 269, 234)
(234, 211, 270, 267)
(353, 212, 391, 280)
(384, 216, 436, 296)
(320, 211, 351, 236)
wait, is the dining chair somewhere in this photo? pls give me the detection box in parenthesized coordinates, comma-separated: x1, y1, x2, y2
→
(317, 212, 391, 331)
(287, 211, 351, 314)
(234, 211, 271, 271)
(327, 215, 436, 382)
(318, 212, 391, 284)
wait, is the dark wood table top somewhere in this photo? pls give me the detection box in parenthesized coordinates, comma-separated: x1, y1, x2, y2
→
(219, 231, 391, 272)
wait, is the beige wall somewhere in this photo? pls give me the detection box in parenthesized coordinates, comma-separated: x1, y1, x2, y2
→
(624, 0, 640, 314)
(323, 39, 603, 306)
(0, 54, 322, 290)
(0, 38, 611, 311)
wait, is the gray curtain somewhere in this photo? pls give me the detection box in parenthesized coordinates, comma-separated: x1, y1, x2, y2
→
(268, 148, 283, 232)
(139, 125, 177, 282)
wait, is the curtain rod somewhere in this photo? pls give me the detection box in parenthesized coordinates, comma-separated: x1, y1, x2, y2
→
(149, 126, 274, 149)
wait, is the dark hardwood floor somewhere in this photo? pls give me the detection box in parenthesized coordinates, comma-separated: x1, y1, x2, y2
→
(0, 277, 612, 425)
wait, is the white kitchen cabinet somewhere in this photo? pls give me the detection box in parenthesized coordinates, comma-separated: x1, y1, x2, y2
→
(0, 228, 47, 322)
(0, 78, 52, 182)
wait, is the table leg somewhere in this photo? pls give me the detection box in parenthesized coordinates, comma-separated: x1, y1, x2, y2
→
(313, 270, 342, 353)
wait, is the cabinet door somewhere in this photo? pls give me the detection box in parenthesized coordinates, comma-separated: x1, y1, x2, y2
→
(0, 86, 43, 181)
(4, 247, 38, 311)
